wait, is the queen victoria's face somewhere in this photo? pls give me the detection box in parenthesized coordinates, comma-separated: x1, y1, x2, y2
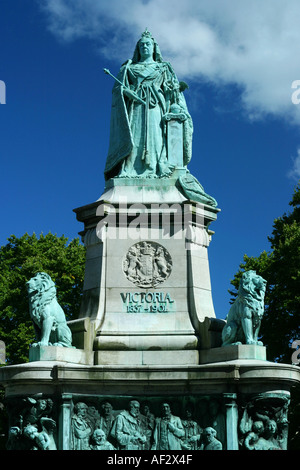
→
(138, 38, 154, 61)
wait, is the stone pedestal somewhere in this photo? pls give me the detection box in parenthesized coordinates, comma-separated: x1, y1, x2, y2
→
(28, 345, 94, 365)
(72, 175, 221, 366)
(199, 344, 267, 363)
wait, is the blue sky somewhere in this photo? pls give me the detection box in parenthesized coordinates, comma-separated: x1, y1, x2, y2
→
(1, 0, 300, 319)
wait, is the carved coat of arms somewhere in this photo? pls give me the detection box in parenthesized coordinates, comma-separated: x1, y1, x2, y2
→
(123, 241, 172, 287)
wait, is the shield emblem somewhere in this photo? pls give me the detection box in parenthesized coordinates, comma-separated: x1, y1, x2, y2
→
(123, 241, 172, 287)
(138, 252, 154, 279)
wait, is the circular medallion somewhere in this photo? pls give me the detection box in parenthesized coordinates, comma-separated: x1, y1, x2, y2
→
(123, 241, 172, 288)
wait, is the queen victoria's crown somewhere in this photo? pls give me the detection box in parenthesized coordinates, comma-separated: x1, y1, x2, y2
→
(141, 28, 154, 40)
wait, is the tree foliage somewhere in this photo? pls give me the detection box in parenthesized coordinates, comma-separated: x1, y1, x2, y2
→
(0, 233, 85, 365)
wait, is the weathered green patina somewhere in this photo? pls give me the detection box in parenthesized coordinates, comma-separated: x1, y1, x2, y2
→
(104, 29, 193, 180)
(103, 30, 217, 207)
(27, 272, 74, 349)
(222, 270, 267, 346)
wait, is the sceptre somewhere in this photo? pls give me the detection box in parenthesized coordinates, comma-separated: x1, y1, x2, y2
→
(103, 68, 146, 106)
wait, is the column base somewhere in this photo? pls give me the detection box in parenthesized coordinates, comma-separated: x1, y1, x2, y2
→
(199, 344, 267, 364)
(29, 345, 94, 365)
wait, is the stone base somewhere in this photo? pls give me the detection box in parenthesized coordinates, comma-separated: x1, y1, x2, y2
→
(73, 183, 221, 360)
(0, 354, 299, 450)
(199, 344, 267, 364)
(29, 345, 94, 365)
(94, 349, 199, 366)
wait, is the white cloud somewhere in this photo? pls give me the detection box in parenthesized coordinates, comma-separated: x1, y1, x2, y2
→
(39, 0, 300, 124)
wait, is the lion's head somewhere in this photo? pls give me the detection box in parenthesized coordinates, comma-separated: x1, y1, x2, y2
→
(26, 272, 56, 305)
(239, 270, 267, 301)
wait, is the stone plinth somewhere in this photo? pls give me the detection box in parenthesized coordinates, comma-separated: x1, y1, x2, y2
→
(1, 359, 298, 398)
(29, 345, 94, 365)
(199, 344, 267, 364)
(94, 349, 199, 366)
(73, 177, 220, 365)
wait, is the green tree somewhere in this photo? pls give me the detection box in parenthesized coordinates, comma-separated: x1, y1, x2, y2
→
(0, 233, 85, 365)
